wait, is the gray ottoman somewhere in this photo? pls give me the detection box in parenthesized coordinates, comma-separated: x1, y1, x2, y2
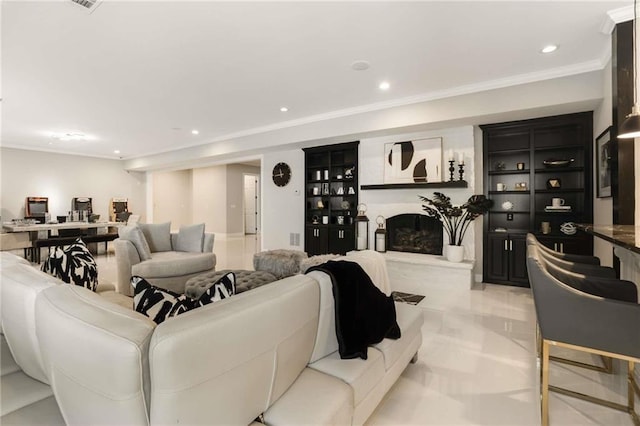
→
(185, 269, 277, 299)
(253, 249, 308, 279)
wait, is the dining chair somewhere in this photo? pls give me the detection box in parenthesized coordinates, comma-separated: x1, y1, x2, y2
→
(527, 244, 640, 426)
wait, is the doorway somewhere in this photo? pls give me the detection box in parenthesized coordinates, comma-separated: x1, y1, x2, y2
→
(243, 174, 260, 235)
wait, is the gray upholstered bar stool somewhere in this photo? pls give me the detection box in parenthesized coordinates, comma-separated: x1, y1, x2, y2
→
(527, 244, 640, 426)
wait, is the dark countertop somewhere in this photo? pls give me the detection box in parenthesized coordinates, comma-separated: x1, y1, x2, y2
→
(577, 224, 640, 255)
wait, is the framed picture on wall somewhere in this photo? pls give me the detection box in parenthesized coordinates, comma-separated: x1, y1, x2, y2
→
(596, 126, 612, 198)
(383, 137, 442, 184)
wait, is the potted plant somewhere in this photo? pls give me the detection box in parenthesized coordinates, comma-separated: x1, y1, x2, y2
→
(419, 192, 493, 262)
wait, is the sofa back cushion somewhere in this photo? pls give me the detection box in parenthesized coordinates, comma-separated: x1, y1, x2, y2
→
(119, 225, 152, 261)
(1, 263, 59, 384)
(139, 222, 172, 252)
(174, 223, 205, 252)
(148, 274, 319, 425)
(35, 285, 156, 426)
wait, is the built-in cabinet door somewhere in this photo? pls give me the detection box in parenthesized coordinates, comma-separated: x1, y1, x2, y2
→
(329, 227, 354, 255)
(508, 235, 529, 285)
(486, 234, 509, 282)
(305, 226, 328, 256)
(537, 235, 593, 256)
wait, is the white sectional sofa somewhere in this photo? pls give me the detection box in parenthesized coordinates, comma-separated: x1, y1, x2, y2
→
(1, 251, 423, 425)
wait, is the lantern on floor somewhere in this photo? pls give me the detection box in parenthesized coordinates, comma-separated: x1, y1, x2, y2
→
(355, 203, 369, 250)
(375, 215, 387, 253)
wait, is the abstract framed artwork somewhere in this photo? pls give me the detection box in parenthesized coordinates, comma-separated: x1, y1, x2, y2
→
(596, 126, 612, 198)
(383, 137, 442, 184)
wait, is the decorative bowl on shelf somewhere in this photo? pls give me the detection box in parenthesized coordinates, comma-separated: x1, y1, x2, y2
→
(543, 158, 574, 168)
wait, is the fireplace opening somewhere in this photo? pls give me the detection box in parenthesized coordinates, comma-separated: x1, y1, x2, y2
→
(386, 214, 443, 255)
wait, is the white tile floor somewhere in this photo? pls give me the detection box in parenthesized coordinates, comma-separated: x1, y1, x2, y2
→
(89, 236, 636, 425)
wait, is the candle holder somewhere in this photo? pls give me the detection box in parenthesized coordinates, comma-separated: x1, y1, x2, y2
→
(458, 163, 465, 181)
(448, 160, 455, 182)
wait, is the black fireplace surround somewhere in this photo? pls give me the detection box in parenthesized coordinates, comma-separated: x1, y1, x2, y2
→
(386, 214, 443, 255)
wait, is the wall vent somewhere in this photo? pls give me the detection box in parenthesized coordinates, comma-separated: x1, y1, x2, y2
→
(69, 0, 103, 13)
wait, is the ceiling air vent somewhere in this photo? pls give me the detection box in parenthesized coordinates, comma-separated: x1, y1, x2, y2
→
(69, 0, 102, 14)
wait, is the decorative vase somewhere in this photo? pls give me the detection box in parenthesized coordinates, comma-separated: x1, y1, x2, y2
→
(446, 245, 464, 263)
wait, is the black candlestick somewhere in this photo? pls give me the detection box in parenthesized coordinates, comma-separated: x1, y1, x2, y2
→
(458, 163, 465, 181)
(448, 160, 455, 182)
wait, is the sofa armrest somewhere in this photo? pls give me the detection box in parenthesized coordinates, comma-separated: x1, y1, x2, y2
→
(114, 239, 141, 297)
(203, 233, 215, 252)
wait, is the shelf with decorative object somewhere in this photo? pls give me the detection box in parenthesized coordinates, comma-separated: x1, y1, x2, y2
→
(487, 169, 530, 176)
(360, 180, 467, 190)
(481, 112, 593, 287)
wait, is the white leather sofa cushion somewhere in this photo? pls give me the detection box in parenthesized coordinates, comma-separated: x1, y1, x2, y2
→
(1, 263, 59, 384)
(0, 252, 30, 269)
(149, 275, 320, 426)
(373, 303, 423, 370)
(0, 370, 53, 417)
(1, 334, 20, 377)
(309, 347, 385, 406)
(35, 285, 156, 426)
(0, 396, 65, 426)
(131, 251, 215, 278)
(306, 270, 339, 363)
(264, 368, 353, 426)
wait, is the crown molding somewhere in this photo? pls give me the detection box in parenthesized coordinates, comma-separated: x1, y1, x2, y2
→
(602, 5, 633, 34)
(0, 143, 123, 161)
(126, 59, 606, 161)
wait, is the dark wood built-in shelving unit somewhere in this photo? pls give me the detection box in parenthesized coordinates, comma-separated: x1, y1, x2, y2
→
(481, 112, 594, 287)
(303, 142, 359, 256)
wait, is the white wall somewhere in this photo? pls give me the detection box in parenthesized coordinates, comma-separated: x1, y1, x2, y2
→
(152, 169, 193, 229)
(0, 147, 146, 222)
(152, 163, 260, 235)
(261, 149, 305, 251)
(592, 59, 614, 266)
(192, 165, 227, 234)
(226, 164, 260, 235)
(359, 126, 476, 259)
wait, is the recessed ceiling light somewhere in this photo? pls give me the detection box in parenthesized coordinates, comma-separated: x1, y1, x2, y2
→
(541, 45, 558, 54)
(280, 107, 289, 112)
(49, 132, 93, 141)
(191, 130, 199, 135)
(114, 150, 120, 154)
(351, 60, 370, 71)
(379, 81, 390, 90)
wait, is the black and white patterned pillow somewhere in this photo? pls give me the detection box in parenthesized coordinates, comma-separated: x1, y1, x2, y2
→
(197, 271, 236, 306)
(131, 276, 193, 324)
(41, 238, 98, 291)
(131, 272, 236, 324)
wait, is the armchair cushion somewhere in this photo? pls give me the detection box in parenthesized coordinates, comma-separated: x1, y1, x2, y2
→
(139, 222, 172, 252)
(175, 223, 205, 252)
(118, 225, 152, 261)
(41, 238, 98, 292)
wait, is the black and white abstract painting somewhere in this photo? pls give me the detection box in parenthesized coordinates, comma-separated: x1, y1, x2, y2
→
(384, 137, 442, 184)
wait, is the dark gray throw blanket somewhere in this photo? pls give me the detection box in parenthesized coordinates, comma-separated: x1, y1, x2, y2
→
(307, 260, 401, 360)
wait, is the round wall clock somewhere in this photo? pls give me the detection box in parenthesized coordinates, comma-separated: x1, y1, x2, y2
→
(272, 162, 291, 187)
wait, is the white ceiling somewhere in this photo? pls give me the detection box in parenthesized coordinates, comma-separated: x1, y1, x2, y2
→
(1, 0, 631, 160)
